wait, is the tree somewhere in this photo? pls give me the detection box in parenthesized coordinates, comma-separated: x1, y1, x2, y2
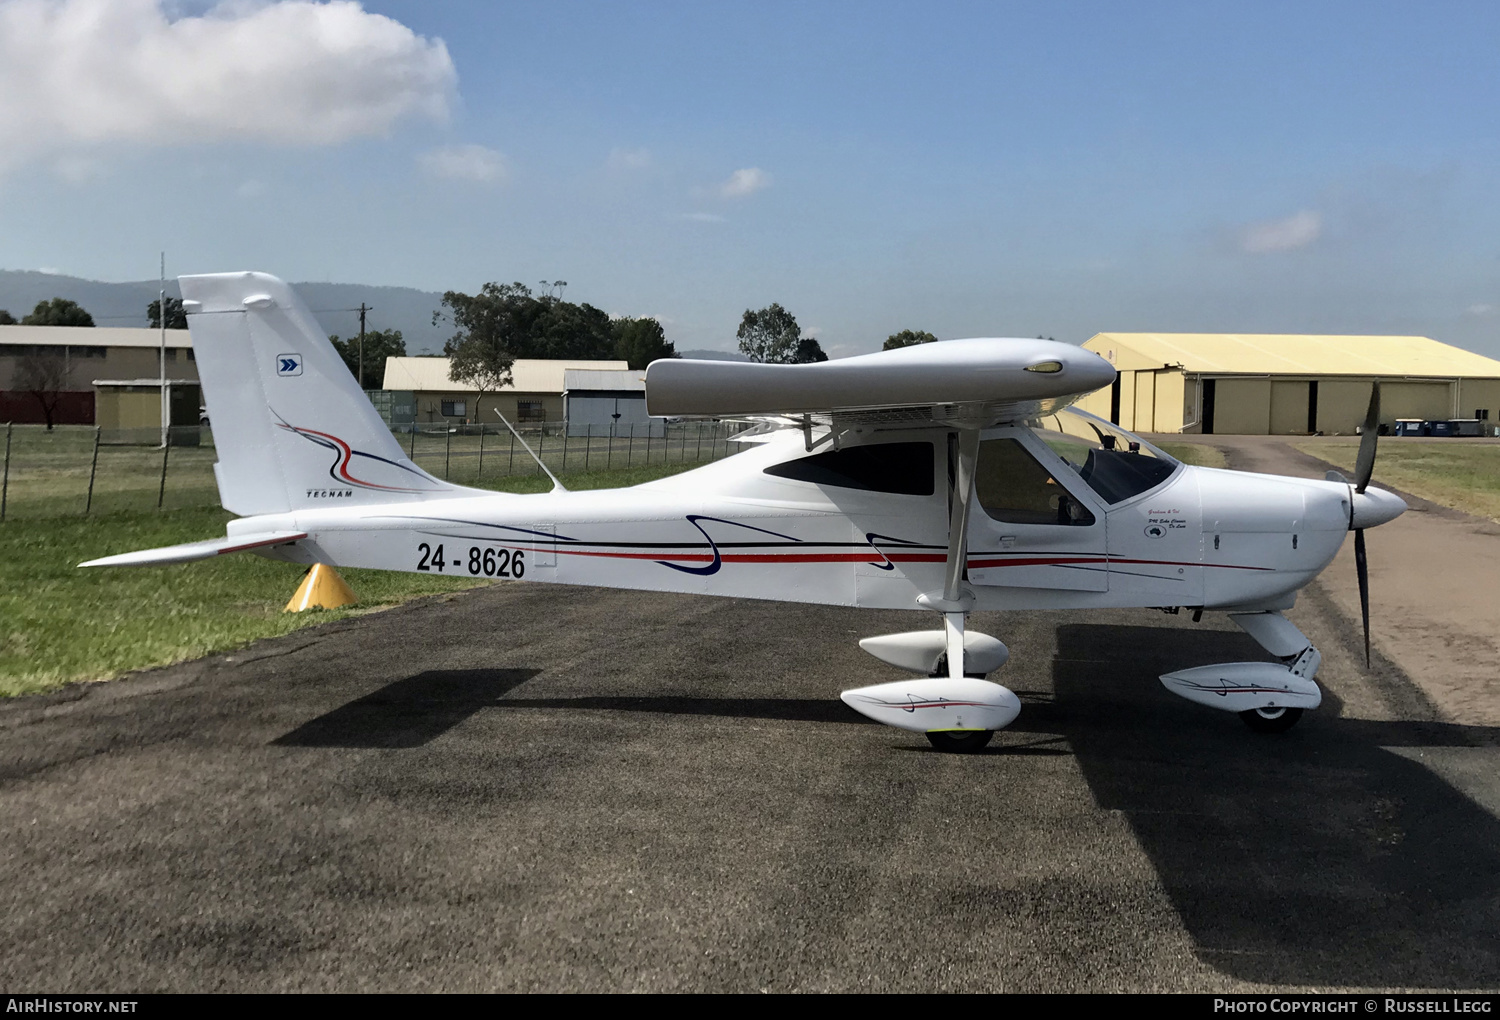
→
(436, 283, 528, 425)
(0, 309, 15, 325)
(21, 298, 93, 327)
(883, 329, 937, 351)
(147, 296, 188, 329)
(793, 336, 828, 363)
(613, 317, 677, 370)
(523, 294, 617, 360)
(16, 352, 70, 429)
(329, 328, 406, 387)
(736, 303, 807, 364)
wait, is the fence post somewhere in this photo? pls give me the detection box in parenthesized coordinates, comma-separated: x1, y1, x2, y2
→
(628, 423, 635, 467)
(408, 426, 417, 460)
(584, 424, 591, 470)
(444, 428, 452, 479)
(1, 422, 11, 522)
(508, 430, 516, 474)
(536, 428, 544, 475)
(606, 425, 613, 470)
(477, 425, 486, 481)
(85, 426, 101, 515)
(562, 428, 569, 471)
(681, 425, 688, 463)
(157, 429, 171, 509)
(644, 423, 650, 465)
(696, 423, 703, 461)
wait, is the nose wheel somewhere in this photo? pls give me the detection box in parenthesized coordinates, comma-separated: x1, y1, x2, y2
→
(926, 730, 995, 753)
(1239, 706, 1304, 733)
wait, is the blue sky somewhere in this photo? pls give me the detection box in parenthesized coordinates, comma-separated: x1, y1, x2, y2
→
(1, 0, 1498, 357)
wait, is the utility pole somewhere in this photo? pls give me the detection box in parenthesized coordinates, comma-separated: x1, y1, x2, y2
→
(358, 303, 370, 389)
(159, 252, 167, 449)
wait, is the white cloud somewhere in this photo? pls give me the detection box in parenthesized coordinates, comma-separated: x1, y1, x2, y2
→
(681, 212, 725, 223)
(236, 179, 266, 199)
(1239, 209, 1323, 254)
(418, 144, 506, 184)
(606, 147, 651, 171)
(1466, 303, 1496, 317)
(0, 0, 456, 171)
(719, 167, 770, 199)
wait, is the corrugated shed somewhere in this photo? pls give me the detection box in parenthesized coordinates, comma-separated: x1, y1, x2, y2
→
(0, 325, 191, 348)
(1086, 333, 1500, 377)
(564, 369, 645, 392)
(381, 357, 628, 392)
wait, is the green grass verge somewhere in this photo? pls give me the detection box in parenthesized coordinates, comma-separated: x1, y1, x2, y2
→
(1292, 440, 1500, 523)
(0, 459, 716, 698)
(1156, 442, 1229, 469)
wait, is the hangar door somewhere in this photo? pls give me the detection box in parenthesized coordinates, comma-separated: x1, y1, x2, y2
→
(1382, 382, 1452, 424)
(1269, 381, 1310, 435)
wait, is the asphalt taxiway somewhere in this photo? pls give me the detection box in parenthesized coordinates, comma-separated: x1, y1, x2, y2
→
(2, 440, 1498, 992)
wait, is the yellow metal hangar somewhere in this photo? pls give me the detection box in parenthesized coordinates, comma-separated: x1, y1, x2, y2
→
(1074, 333, 1500, 435)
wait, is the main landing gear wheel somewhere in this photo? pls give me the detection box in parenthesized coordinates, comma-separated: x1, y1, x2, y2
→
(1239, 707, 1304, 734)
(926, 730, 995, 753)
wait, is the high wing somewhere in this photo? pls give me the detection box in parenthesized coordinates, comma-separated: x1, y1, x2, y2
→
(644, 338, 1117, 428)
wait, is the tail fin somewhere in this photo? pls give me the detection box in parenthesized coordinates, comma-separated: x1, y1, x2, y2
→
(181, 272, 455, 515)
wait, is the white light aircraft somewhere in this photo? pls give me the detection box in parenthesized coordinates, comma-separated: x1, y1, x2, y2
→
(83, 273, 1408, 751)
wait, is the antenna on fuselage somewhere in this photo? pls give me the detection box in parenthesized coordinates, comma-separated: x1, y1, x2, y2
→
(493, 410, 568, 493)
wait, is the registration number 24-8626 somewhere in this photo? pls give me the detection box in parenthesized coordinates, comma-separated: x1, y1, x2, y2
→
(416, 542, 526, 578)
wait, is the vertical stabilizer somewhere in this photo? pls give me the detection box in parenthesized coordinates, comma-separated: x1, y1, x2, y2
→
(181, 272, 454, 515)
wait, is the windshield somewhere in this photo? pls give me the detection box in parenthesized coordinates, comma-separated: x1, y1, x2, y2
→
(1026, 408, 1179, 505)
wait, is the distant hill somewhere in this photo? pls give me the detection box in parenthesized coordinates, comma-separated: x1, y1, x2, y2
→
(679, 349, 749, 362)
(0, 270, 451, 353)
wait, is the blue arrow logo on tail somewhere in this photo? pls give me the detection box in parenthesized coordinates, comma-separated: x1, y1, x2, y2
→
(276, 354, 302, 376)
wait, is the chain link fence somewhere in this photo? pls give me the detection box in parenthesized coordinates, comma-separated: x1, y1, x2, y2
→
(0, 420, 746, 522)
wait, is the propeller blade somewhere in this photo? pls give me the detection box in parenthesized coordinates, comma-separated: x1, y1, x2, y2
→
(1354, 527, 1370, 668)
(1354, 381, 1380, 494)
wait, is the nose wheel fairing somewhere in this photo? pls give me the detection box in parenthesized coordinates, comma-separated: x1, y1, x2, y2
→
(1159, 611, 1323, 729)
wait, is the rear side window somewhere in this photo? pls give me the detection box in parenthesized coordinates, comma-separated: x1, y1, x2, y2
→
(764, 441, 934, 495)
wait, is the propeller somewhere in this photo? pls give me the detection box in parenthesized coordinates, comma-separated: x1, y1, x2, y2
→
(1351, 382, 1380, 667)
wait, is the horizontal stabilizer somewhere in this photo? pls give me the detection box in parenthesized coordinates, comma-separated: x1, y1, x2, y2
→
(79, 531, 307, 568)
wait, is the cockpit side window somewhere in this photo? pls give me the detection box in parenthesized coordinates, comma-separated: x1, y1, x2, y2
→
(763, 441, 935, 495)
(975, 437, 1096, 526)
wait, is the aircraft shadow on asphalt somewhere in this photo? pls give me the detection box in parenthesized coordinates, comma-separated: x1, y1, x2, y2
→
(1052, 623, 1500, 990)
(273, 668, 541, 748)
(274, 629, 1500, 988)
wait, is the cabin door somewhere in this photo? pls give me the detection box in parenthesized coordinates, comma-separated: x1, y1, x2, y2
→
(964, 427, 1109, 592)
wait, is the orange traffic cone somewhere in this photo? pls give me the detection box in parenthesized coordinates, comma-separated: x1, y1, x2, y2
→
(284, 563, 357, 612)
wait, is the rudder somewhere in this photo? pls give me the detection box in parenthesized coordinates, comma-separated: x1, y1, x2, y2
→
(181, 272, 454, 515)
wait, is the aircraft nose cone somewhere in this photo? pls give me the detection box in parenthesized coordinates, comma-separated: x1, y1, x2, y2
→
(1350, 487, 1407, 529)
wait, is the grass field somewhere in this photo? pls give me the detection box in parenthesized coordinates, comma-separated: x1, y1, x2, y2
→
(0, 459, 709, 698)
(1155, 442, 1228, 469)
(1293, 439, 1500, 522)
(0, 422, 739, 522)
